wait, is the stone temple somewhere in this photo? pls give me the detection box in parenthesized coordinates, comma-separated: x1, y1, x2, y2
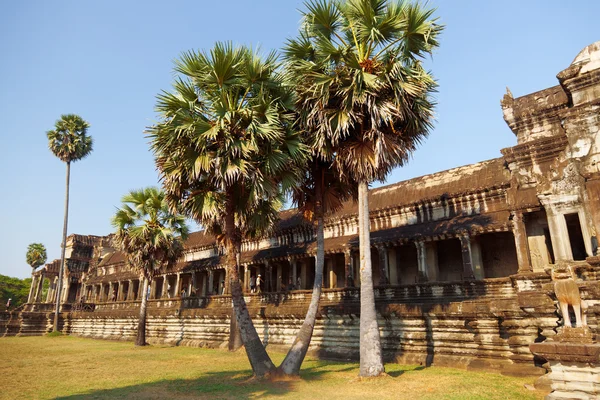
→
(4, 42, 600, 397)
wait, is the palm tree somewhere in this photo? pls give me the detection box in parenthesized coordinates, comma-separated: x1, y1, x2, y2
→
(47, 114, 93, 332)
(25, 243, 47, 303)
(284, 0, 442, 376)
(278, 158, 355, 375)
(111, 187, 189, 346)
(148, 42, 306, 377)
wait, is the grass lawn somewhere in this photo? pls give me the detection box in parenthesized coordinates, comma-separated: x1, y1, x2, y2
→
(0, 336, 545, 400)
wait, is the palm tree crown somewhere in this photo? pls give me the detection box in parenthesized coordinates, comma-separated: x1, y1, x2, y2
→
(148, 42, 306, 237)
(46, 114, 93, 163)
(284, 0, 442, 183)
(26, 243, 47, 270)
(111, 187, 189, 279)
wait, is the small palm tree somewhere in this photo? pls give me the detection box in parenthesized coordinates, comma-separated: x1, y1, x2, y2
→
(47, 114, 93, 332)
(284, 0, 442, 376)
(25, 243, 47, 302)
(111, 187, 189, 346)
(148, 42, 306, 377)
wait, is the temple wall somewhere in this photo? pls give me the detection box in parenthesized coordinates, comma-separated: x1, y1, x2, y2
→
(9, 270, 600, 376)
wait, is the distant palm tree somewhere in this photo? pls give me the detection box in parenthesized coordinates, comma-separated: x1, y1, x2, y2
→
(284, 0, 442, 376)
(148, 42, 306, 377)
(111, 187, 189, 346)
(47, 114, 93, 332)
(25, 243, 47, 302)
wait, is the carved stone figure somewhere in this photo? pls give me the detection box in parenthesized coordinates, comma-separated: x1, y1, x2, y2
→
(551, 263, 586, 327)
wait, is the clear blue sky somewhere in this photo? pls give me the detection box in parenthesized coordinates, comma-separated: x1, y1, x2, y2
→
(0, 1, 597, 279)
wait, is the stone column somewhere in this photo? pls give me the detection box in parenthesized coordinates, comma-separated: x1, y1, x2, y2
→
(242, 265, 248, 293)
(162, 276, 170, 298)
(290, 258, 297, 288)
(190, 272, 196, 296)
(265, 261, 272, 292)
(175, 273, 181, 297)
(276, 263, 282, 292)
(415, 240, 428, 282)
(388, 247, 398, 285)
(46, 281, 54, 303)
(61, 276, 70, 303)
(459, 232, 475, 280)
(540, 197, 572, 261)
(27, 274, 38, 303)
(425, 242, 439, 281)
(35, 271, 46, 303)
(377, 245, 389, 285)
(470, 237, 485, 280)
(207, 270, 214, 295)
(328, 258, 336, 289)
(344, 250, 353, 287)
(300, 259, 307, 290)
(35, 272, 45, 302)
(511, 211, 533, 272)
(127, 280, 133, 301)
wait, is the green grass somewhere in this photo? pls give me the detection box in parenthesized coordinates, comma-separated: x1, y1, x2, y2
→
(0, 336, 545, 400)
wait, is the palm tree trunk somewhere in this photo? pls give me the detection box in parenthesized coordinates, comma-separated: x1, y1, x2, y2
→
(278, 173, 325, 375)
(53, 161, 70, 332)
(225, 193, 275, 378)
(136, 276, 149, 346)
(358, 180, 385, 377)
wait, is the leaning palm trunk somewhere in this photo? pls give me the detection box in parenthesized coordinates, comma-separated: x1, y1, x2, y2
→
(278, 181, 325, 375)
(136, 276, 150, 346)
(53, 161, 70, 332)
(358, 180, 384, 377)
(225, 195, 276, 377)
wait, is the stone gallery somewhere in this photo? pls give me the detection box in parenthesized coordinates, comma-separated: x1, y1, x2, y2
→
(4, 43, 600, 397)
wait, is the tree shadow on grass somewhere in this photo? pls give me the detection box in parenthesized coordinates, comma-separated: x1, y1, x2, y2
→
(54, 364, 353, 400)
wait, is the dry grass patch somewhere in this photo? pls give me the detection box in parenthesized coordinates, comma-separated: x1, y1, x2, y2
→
(0, 336, 544, 400)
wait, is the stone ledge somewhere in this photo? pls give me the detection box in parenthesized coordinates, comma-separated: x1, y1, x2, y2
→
(530, 342, 600, 364)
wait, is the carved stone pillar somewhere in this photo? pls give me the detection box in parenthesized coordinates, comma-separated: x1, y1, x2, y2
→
(243, 265, 249, 293)
(276, 263, 282, 292)
(28, 274, 38, 303)
(344, 250, 353, 287)
(459, 232, 475, 280)
(46, 281, 54, 303)
(415, 240, 428, 282)
(470, 237, 485, 280)
(175, 273, 181, 297)
(327, 258, 336, 289)
(426, 242, 439, 281)
(263, 261, 270, 292)
(35, 272, 45, 302)
(126, 280, 133, 301)
(300, 259, 307, 290)
(376, 245, 389, 285)
(388, 247, 398, 285)
(290, 258, 297, 288)
(512, 211, 533, 272)
(149, 281, 156, 300)
(207, 270, 214, 295)
(190, 272, 196, 296)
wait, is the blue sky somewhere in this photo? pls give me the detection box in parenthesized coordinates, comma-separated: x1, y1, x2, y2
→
(1, 1, 598, 279)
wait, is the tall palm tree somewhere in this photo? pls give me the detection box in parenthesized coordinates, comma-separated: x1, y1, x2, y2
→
(47, 114, 93, 332)
(284, 0, 442, 376)
(26, 243, 47, 303)
(148, 42, 306, 377)
(111, 187, 189, 346)
(278, 157, 355, 375)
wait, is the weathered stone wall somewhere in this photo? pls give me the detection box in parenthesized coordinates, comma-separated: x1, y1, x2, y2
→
(7, 269, 600, 376)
